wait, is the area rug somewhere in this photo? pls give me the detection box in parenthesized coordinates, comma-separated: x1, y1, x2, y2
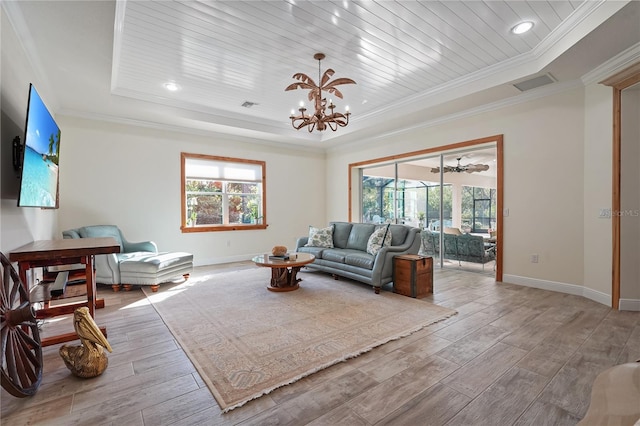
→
(142, 267, 456, 412)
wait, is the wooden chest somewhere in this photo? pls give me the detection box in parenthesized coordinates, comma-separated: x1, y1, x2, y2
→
(393, 255, 433, 298)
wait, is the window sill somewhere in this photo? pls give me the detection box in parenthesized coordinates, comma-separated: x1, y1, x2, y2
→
(181, 224, 268, 233)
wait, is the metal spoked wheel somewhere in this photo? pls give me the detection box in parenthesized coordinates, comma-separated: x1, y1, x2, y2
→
(0, 252, 43, 397)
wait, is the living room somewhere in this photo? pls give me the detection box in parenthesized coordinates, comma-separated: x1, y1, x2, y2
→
(1, 1, 639, 424)
(2, 1, 639, 308)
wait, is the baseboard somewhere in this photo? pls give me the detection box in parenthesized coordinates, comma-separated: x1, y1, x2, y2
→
(619, 298, 640, 311)
(582, 286, 612, 307)
(194, 254, 255, 267)
(502, 274, 612, 307)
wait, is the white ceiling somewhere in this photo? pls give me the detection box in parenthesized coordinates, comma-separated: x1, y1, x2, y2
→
(4, 1, 640, 149)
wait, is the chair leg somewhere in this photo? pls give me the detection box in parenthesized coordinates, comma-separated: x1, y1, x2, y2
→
(111, 284, 121, 292)
(150, 284, 160, 292)
(122, 284, 133, 291)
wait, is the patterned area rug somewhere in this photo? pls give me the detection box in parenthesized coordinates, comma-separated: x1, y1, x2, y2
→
(143, 267, 456, 412)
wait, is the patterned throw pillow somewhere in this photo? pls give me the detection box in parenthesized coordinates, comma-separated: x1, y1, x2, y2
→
(367, 224, 392, 255)
(305, 225, 334, 248)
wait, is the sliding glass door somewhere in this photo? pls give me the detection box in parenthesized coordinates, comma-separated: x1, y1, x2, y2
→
(359, 146, 497, 272)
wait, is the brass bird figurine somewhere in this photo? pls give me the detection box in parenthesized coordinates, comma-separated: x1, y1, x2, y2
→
(59, 307, 113, 378)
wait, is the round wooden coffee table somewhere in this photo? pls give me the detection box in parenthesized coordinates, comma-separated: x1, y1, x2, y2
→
(251, 252, 315, 292)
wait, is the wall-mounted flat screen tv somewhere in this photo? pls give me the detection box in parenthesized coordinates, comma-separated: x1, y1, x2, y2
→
(17, 83, 61, 208)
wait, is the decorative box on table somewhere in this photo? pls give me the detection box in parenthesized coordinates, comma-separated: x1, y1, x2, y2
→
(393, 254, 433, 298)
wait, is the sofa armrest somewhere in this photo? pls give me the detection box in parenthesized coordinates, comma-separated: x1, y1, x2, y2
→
(370, 228, 421, 287)
(123, 240, 158, 253)
(383, 228, 421, 253)
(62, 229, 81, 239)
(295, 237, 309, 251)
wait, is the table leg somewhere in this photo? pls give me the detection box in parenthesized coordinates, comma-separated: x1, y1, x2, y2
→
(84, 255, 96, 317)
(267, 266, 302, 292)
(18, 262, 30, 294)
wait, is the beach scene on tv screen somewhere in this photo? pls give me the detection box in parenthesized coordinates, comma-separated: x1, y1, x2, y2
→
(19, 86, 61, 208)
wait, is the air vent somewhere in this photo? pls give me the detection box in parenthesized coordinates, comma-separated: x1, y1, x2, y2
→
(241, 101, 258, 108)
(513, 73, 556, 92)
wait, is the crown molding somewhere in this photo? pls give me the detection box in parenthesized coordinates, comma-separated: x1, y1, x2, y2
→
(375, 80, 582, 141)
(582, 42, 640, 86)
(344, 0, 625, 141)
(57, 109, 325, 155)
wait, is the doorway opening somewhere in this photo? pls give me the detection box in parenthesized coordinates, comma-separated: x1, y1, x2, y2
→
(349, 135, 503, 281)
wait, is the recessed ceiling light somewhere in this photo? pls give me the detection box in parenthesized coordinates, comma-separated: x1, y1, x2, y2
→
(164, 82, 179, 91)
(511, 21, 534, 35)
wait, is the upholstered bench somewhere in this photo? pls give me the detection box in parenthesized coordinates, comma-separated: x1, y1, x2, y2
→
(117, 252, 193, 292)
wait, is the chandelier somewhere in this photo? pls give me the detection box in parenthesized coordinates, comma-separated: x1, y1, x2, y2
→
(431, 157, 490, 174)
(285, 53, 356, 132)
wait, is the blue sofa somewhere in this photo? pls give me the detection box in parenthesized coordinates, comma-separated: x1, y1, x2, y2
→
(295, 221, 421, 293)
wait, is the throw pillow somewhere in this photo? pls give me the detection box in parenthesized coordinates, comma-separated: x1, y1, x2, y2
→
(305, 225, 334, 248)
(367, 224, 392, 255)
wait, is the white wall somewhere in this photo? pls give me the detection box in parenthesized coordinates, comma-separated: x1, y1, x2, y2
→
(1, 8, 58, 254)
(56, 117, 326, 266)
(328, 88, 589, 291)
(583, 83, 614, 304)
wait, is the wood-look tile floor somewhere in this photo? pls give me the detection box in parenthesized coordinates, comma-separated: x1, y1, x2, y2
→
(2, 263, 639, 425)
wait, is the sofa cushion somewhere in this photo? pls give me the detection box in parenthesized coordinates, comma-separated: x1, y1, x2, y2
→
(330, 222, 352, 249)
(119, 252, 193, 274)
(366, 225, 392, 255)
(322, 249, 348, 263)
(297, 246, 326, 259)
(345, 252, 375, 269)
(78, 225, 123, 252)
(346, 223, 376, 251)
(443, 233, 458, 256)
(305, 225, 334, 248)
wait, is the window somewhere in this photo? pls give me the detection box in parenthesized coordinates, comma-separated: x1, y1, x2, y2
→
(181, 153, 267, 232)
(361, 173, 452, 229)
(461, 186, 496, 232)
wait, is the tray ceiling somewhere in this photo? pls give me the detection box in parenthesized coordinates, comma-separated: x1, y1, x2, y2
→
(4, 1, 639, 148)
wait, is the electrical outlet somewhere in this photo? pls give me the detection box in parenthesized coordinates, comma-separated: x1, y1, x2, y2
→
(531, 254, 539, 263)
(226, 240, 231, 247)
(503, 208, 510, 217)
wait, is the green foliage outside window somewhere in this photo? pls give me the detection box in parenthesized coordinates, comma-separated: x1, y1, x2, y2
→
(186, 180, 261, 226)
(461, 186, 496, 232)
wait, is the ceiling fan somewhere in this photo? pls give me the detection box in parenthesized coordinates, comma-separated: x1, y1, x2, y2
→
(430, 157, 490, 174)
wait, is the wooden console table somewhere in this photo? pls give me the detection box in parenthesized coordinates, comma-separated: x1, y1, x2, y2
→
(9, 237, 120, 346)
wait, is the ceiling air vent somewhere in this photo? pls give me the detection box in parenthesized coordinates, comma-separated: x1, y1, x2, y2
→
(241, 101, 258, 108)
(513, 73, 556, 92)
